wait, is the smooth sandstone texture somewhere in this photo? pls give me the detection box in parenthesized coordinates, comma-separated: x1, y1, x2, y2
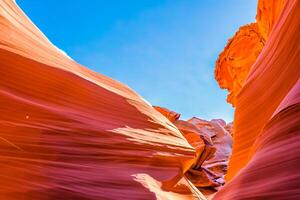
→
(1, 0, 300, 199)
(226, 0, 300, 180)
(213, 0, 300, 199)
(0, 1, 205, 199)
(214, 91, 300, 199)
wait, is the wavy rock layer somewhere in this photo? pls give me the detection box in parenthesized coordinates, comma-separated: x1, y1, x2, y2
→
(1, 0, 300, 199)
(0, 1, 205, 199)
(213, 0, 300, 199)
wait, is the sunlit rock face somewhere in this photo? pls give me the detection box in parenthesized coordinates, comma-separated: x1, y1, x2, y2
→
(213, 0, 300, 199)
(215, 23, 264, 105)
(256, 0, 286, 40)
(0, 1, 206, 199)
(154, 107, 232, 197)
(215, 0, 285, 106)
(1, 0, 299, 199)
(152, 106, 180, 122)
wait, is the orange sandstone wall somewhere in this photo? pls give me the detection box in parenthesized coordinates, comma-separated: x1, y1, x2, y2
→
(0, 1, 204, 199)
(215, 23, 264, 105)
(1, 0, 299, 199)
(214, 0, 300, 199)
(256, 0, 286, 40)
(215, 0, 285, 106)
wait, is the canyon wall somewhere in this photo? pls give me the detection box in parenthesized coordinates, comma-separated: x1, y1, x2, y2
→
(0, 0, 204, 199)
(214, 0, 300, 199)
(215, 0, 285, 106)
(1, 0, 299, 199)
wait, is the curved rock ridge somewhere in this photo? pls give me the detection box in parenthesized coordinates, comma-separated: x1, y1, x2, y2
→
(215, 0, 285, 106)
(225, 0, 300, 180)
(154, 107, 232, 198)
(0, 1, 205, 199)
(213, 0, 300, 199)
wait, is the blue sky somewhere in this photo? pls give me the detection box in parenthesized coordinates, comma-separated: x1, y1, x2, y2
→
(18, 0, 257, 122)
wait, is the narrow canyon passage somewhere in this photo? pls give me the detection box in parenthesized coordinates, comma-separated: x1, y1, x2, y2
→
(0, 0, 299, 199)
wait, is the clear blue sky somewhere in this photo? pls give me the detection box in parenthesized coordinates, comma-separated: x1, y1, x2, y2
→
(18, 0, 257, 122)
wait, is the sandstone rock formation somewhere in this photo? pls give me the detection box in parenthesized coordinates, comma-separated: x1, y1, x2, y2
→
(154, 107, 232, 197)
(215, 23, 264, 105)
(0, 1, 204, 199)
(1, 0, 300, 199)
(215, 0, 285, 106)
(213, 0, 300, 199)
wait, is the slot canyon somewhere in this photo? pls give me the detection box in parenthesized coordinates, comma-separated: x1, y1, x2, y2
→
(0, 0, 299, 199)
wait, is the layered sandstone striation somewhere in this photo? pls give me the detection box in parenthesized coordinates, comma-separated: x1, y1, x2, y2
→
(1, 0, 300, 199)
(213, 0, 300, 199)
(0, 0, 204, 199)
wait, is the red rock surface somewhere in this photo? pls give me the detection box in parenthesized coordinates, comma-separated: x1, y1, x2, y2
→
(215, 23, 264, 105)
(223, 0, 300, 181)
(152, 106, 181, 122)
(215, 0, 285, 106)
(1, 0, 300, 199)
(154, 107, 232, 197)
(0, 1, 205, 199)
(213, 0, 300, 199)
(256, 0, 285, 40)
